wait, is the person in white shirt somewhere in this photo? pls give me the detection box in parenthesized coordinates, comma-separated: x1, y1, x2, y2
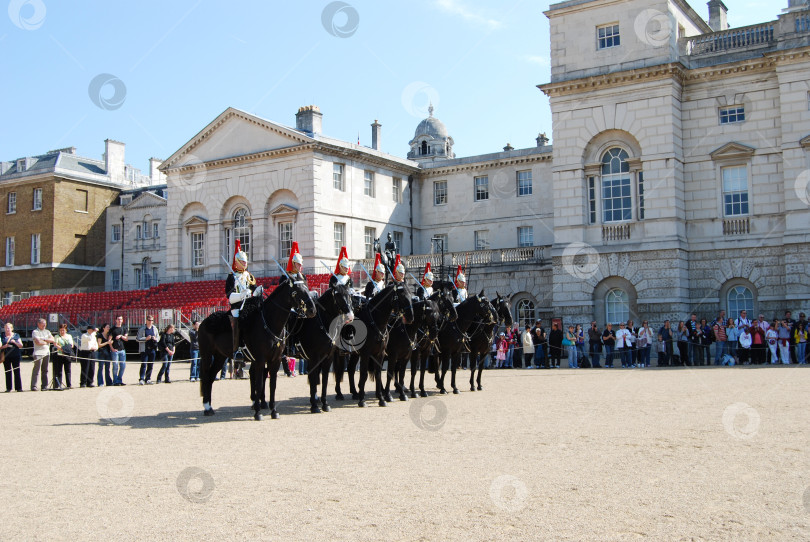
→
(757, 315, 770, 333)
(765, 320, 779, 364)
(615, 322, 634, 368)
(31, 318, 55, 391)
(79, 325, 99, 387)
(735, 310, 751, 330)
(637, 321, 653, 367)
(521, 324, 535, 368)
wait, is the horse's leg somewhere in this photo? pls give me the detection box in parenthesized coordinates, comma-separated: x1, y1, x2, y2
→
(476, 356, 484, 391)
(308, 364, 321, 414)
(470, 352, 477, 391)
(321, 355, 331, 412)
(451, 352, 460, 394)
(201, 348, 217, 416)
(419, 353, 428, 397)
(383, 356, 394, 403)
(438, 353, 449, 394)
(374, 356, 386, 407)
(398, 358, 408, 401)
(268, 362, 280, 419)
(349, 353, 359, 400)
(333, 351, 344, 400)
(409, 351, 418, 398)
(251, 360, 264, 421)
(357, 356, 368, 408)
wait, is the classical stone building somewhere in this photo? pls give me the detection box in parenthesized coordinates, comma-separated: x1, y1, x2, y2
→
(156, 0, 809, 328)
(0, 140, 164, 303)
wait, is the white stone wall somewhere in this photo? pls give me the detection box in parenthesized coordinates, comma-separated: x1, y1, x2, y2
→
(105, 194, 167, 290)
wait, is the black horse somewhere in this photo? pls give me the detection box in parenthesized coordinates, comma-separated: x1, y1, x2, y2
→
(333, 282, 414, 407)
(288, 281, 353, 413)
(436, 290, 497, 395)
(408, 290, 458, 398)
(468, 293, 513, 391)
(198, 277, 316, 420)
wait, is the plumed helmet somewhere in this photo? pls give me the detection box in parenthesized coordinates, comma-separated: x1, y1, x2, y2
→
(372, 253, 385, 279)
(393, 254, 405, 281)
(232, 240, 248, 271)
(454, 265, 466, 286)
(286, 241, 303, 272)
(335, 246, 350, 275)
(422, 262, 433, 284)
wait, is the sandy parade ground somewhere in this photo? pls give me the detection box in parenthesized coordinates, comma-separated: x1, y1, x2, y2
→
(1, 362, 809, 541)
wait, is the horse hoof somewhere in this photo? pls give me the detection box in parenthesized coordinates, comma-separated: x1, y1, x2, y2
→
(384, 394, 393, 402)
(378, 400, 387, 407)
(470, 386, 476, 392)
(260, 400, 268, 409)
(335, 393, 344, 401)
(311, 405, 321, 414)
(358, 400, 367, 408)
(271, 411, 280, 419)
(439, 389, 447, 395)
(399, 394, 408, 402)
(323, 405, 332, 412)
(453, 388, 460, 395)
(477, 386, 483, 391)
(254, 412, 263, 421)
(351, 393, 359, 401)
(420, 391, 428, 398)
(203, 409, 215, 417)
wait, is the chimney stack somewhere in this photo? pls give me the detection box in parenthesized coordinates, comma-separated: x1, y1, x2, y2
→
(371, 120, 382, 151)
(503, 143, 514, 151)
(149, 158, 165, 184)
(104, 139, 126, 183)
(0, 162, 11, 175)
(295, 105, 322, 135)
(707, 0, 728, 31)
(536, 133, 549, 147)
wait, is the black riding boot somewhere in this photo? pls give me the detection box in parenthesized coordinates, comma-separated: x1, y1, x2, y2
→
(229, 315, 240, 356)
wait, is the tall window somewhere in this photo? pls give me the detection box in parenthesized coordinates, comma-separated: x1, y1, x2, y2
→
(474, 230, 488, 250)
(421, 141, 428, 155)
(392, 177, 402, 203)
(393, 231, 403, 253)
(727, 285, 754, 317)
(135, 224, 142, 240)
(516, 299, 535, 330)
(111, 269, 120, 290)
(233, 208, 250, 257)
(587, 176, 596, 224)
(191, 232, 205, 267)
(279, 222, 293, 259)
(597, 23, 620, 49)
(601, 148, 632, 222)
(518, 226, 533, 247)
(135, 268, 142, 289)
(111, 224, 121, 242)
(517, 170, 533, 196)
(151, 266, 159, 285)
(32, 188, 42, 211)
(637, 171, 645, 220)
(719, 105, 745, 124)
(434, 181, 447, 206)
(364, 227, 375, 259)
(364, 170, 375, 197)
(141, 258, 151, 288)
(432, 234, 448, 254)
(143, 220, 150, 238)
(333, 163, 345, 191)
(605, 288, 629, 324)
(30, 233, 40, 264)
(152, 223, 159, 239)
(474, 176, 489, 201)
(6, 192, 16, 214)
(5, 237, 14, 266)
(722, 166, 749, 217)
(333, 222, 345, 256)
(76, 189, 88, 212)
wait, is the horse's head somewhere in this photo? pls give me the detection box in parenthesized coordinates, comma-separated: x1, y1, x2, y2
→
(422, 299, 441, 336)
(392, 282, 414, 324)
(494, 291, 513, 327)
(286, 277, 317, 318)
(329, 281, 354, 322)
(431, 289, 458, 322)
(470, 292, 497, 325)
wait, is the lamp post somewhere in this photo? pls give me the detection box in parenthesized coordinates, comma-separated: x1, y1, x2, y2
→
(120, 215, 125, 291)
(431, 236, 445, 285)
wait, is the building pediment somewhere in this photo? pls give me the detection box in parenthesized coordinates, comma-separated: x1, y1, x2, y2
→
(125, 190, 166, 210)
(160, 107, 314, 172)
(270, 203, 298, 224)
(183, 215, 208, 228)
(800, 135, 810, 148)
(710, 142, 756, 160)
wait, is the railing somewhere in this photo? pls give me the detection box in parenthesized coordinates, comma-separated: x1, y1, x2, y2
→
(722, 217, 750, 235)
(602, 224, 631, 241)
(684, 22, 775, 56)
(358, 245, 548, 271)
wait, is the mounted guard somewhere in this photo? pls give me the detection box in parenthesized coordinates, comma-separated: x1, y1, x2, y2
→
(285, 241, 305, 282)
(417, 262, 434, 299)
(226, 240, 260, 355)
(330, 246, 353, 289)
(363, 253, 386, 298)
(392, 254, 406, 283)
(453, 265, 467, 303)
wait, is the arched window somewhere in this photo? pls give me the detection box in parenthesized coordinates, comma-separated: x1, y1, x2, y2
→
(605, 288, 629, 324)
(601, 148, 632, 223)
(421, 141, 428, 156)
(515, 299, 535, 329)
(233, 208, 250, 258)
(727, 286, 754, 318)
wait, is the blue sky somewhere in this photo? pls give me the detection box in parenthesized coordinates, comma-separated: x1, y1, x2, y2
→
(1, 0, 777, 172)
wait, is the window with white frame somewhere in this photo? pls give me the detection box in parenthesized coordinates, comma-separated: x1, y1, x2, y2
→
(142, 220, 150, 238)
(587, 176, 597, 224)
(279, 222, 293, 259)
(111, 269, 120, 290)
(637, 171, 645, 220)
(32, 188, 42, 211)
(364, 170, 375, 197)
(364, 227, 375, 259)
(191, 232, 205, 267)
(152, 222, 159, 239)
(333, 163, 345, 191)
(434, 181, 447, 206)
(333, 222, 345, 256)
(136, 224, 142, 240)
(151, 266, 159, 285)
(392, 177, 402, 203)
(516, 299, 535, 330)
(233, 208, 250, 257)
(134, 268, 142, 289)
(393, 231, 403, 253)
(474, 230, 489, 250)
(30, 233, 40, 264)
(6, 192, 16, 214)
(432, 234, 448, 254)
(518, 226, 533, 247)
(4, 237, 14, 266)
(719, 105, 745, 124)
(474, 176, 489, 201)
(601, 148, 632, 222)
(517, 170, 532, 196)
(605, 288, 629, 324)
(727, 285, 754, 317)
(722, 165, 749, 216)
(597, 23, 620, 49)
(111, 224, 121, 242)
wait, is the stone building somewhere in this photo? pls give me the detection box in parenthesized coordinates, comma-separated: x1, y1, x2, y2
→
(0, 140, 164, 303)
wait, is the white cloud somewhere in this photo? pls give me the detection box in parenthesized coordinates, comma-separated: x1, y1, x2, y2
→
(435, 0, 503, 30)
(524, 55, 549, 66)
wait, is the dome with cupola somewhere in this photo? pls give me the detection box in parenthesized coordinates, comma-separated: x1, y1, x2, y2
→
(407, 104, 455, 162)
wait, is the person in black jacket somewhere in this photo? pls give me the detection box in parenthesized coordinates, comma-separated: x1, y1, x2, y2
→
(548, 322, 564, 368)
(189, 320, 200, 382)
(531, 320, 546, 368)
(156, 325, 176, 384)
(363, 253, 386, 298)
(588, 321, 603, 368)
